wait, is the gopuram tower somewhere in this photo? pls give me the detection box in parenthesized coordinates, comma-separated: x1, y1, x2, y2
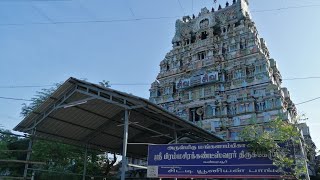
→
(149, 0, 297, 141)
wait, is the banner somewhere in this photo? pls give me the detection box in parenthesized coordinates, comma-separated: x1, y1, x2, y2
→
(147, 142, 292, 178)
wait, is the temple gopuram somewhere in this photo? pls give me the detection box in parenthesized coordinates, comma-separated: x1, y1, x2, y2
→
(149, 0, 297, 141)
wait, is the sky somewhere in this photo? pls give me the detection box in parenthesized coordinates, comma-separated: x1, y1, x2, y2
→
(0, 0, 319, 150)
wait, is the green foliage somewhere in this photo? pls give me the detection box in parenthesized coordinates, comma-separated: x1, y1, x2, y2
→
(99, 80, 111, 88)
(21, 79, 111, 117)
(32, 140, 82, 170)
(0, 131, 117, 178)
(240, 117, 307, 179)
(0, 129, 28, 177)
(240, 118, 300, 150)
(31, 140, 105, 177)
(20, 83, 62, 118)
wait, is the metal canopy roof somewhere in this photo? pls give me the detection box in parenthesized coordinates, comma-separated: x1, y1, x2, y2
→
(14, 77, 223, 157)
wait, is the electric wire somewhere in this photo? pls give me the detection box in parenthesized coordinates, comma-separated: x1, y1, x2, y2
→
(295, 97, 320, 106)
(0, 0, 71, 2)
(0, 83, 151, 88)
(0, 85, 56, 88)
(0, 16, 182, 26)
(1, 92, 320, 105)
(1, 76, 320, 89)
(282, 77, 320, 81)
(0, 96, 33, 101)
(251, 4, 320, 13)
(1, 94, 320, 105)
(0, 3, 319, 26)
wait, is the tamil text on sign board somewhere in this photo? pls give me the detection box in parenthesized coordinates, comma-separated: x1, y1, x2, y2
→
(147, 142, 292, 179)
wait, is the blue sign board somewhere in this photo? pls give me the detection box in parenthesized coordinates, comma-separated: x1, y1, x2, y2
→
(147, 142, 290, 179)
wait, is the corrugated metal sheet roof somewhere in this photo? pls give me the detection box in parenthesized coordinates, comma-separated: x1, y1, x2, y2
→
(14, 77, 223, 157)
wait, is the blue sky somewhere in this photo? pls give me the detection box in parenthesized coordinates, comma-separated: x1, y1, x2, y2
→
(0, 0, 320, 149)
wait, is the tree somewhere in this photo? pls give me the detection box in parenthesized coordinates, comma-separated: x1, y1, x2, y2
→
(0, 129, 28, 177)
(99, 80, 111, 88)
(98, 153, 117, 176)
(21, 83, 62, 118)
(240, 117, 308, 179)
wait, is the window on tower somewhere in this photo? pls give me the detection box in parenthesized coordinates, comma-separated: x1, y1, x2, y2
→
(201, 31, 208, 40)
(172, 83, 177, 94)
(235, 21, 240, 27)
(190, 32, 196, 43)
(223, 27, 227, 33)
(198, 51, 207, 60)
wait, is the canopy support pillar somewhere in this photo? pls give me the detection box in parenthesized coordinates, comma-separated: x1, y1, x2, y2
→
(121, 109, 129, 180)
(174, 129, 178, 180)
(23, 127, 36, 180)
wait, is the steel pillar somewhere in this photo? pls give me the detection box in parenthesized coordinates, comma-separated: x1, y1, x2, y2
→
(174, 130, 178, 180)
(121, 109, 129, 180)
(31, 171, 35, 180)
(23, 128, 36, 179)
